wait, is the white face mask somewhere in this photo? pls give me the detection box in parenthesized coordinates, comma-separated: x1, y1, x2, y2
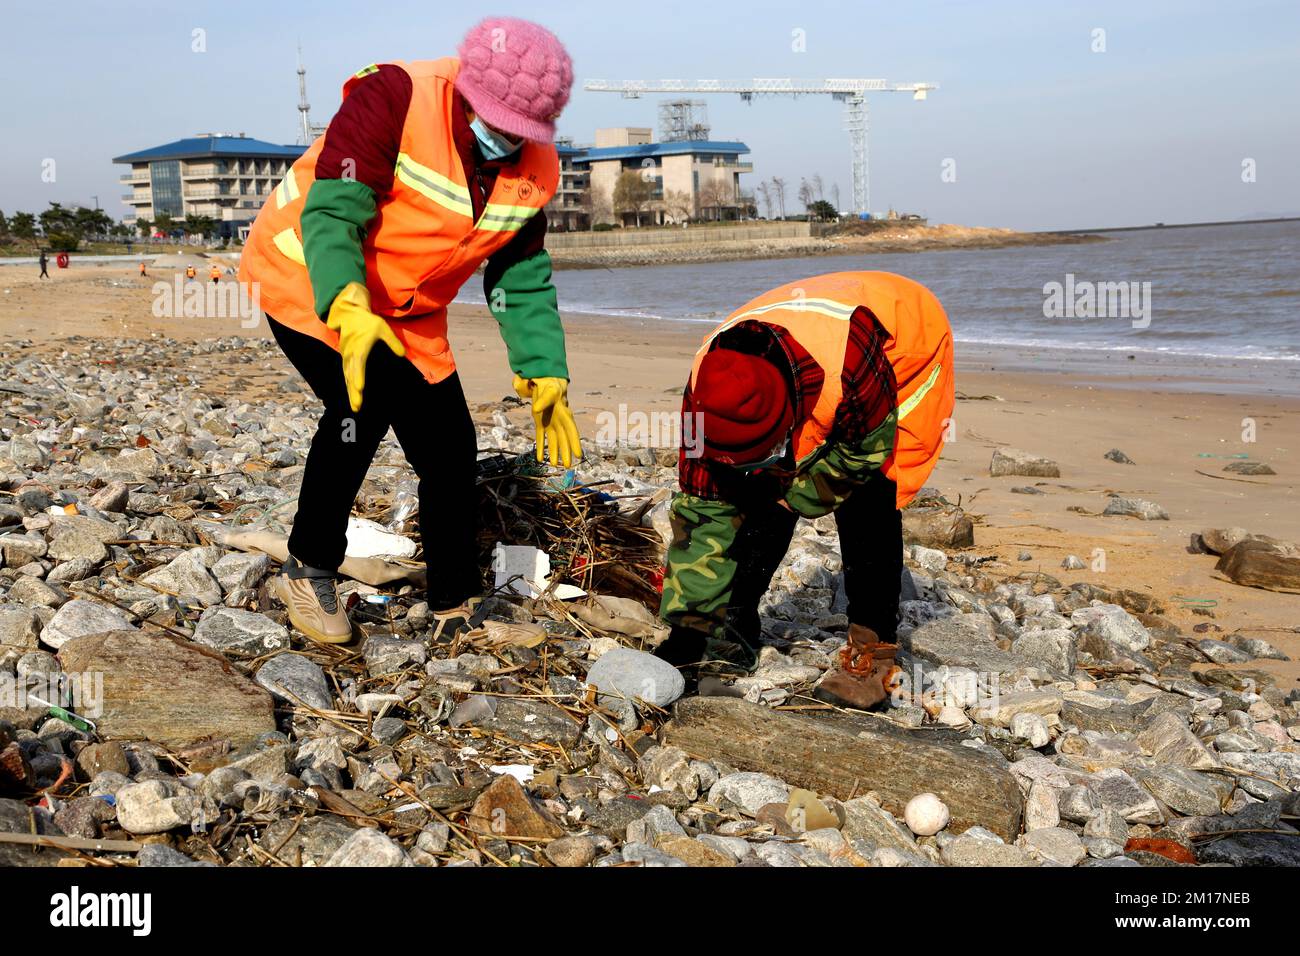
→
(470, 116, 522, 160)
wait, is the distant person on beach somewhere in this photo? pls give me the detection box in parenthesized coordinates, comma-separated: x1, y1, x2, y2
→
(239, 17, 578, 645)
(184, 264, 196, 282)
(209, 264, 221, 284)
(657, 271, 955, 707)
(139, 261, 147, 277)
(38, 251, 49, 278)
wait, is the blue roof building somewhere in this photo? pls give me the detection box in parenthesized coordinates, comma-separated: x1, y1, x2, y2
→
(547, 128, 754, 229)
(114, 133, 306, 239)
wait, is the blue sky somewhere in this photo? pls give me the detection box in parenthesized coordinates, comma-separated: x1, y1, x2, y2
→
(4, 0, 1297, 230)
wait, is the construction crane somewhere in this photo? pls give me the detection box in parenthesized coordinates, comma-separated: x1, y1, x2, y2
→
(583, 78, 937, 217)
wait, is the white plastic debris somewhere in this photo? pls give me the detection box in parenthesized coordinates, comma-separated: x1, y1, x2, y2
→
(489, 764, 536, 784)
(492, 543, 585, 600)
(344, 516, 418, 560)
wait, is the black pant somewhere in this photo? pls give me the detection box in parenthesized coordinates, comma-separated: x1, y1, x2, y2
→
(269, 318, 480, 610)
(725, 469, 902, 643)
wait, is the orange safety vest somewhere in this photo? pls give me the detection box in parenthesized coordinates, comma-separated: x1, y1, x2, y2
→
(689, 271, 955, 508)
(185, 266, 196, 278)
(239, 57, 558, 384)
(209, 266, 220, 279)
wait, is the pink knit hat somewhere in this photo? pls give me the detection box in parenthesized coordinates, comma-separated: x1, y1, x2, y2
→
(455, 17, 573, 143)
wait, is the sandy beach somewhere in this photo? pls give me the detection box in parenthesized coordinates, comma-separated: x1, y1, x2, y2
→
(3, 261, 1297, 690)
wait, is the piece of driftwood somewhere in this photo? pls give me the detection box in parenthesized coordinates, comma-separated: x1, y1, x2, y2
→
(58, 629, 276, 749)
(660, 697, 1023, 840)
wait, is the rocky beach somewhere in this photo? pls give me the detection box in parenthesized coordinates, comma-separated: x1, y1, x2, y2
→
(0, 263, 1297, 869)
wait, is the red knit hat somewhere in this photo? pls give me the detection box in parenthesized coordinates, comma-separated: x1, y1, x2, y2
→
(455, 17, 573, 143)
(694, 348, 794, 465)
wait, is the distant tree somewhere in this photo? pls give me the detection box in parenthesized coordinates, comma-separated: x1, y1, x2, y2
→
(185, 215, 218, 241)
(661, 189, 693, 223)
(811, 174, 825, 201)
(75, 206, 113, 241)
(770, 177, 787, 219)
(39, 202, 84, 251)
(808, 199, 837, 221)
(612, 170, 654, 226)
(697, 177, 734, 221)
(136, 218, 153, 238)
(0, 210, 8, 238)
(797, 178, 814, 211)
(755, 181, 773, 219)
(831, 183, 841, 214)
(154, 211, 175, 236)
(11, 212, 38, 246)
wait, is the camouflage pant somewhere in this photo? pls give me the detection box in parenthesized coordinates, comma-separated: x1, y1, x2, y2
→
(660, 469, 903, 670)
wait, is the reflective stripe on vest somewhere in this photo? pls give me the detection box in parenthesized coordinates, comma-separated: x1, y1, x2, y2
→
(395, 151, 473, 218)
(478, 202, 542, 232)
(898, 361, 942, 420)
(272, 228, 306, 266)
(275, 169, 300, 209)
(354, 63, 380, 79)
(708, 297, 855, 342)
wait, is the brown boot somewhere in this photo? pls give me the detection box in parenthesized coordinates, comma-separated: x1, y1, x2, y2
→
(275, 557, 353, 645)
(812, 625, 900, 711)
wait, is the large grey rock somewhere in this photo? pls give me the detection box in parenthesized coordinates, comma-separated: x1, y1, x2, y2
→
(1086, 768, 1164, 824)
(707, 772, 791, 816)
(115, 780, 203, 834)
(626, 803, 687, 845)
(255, 653, 333, 711)
(193, 607, 290, 655)
(211, 552, 270, 592)
(1070, 604, 1151, 653)
(0, 531, 48, 566)
(1196, 833, 1300, 867)
(0, 605, 42, 655)
(941, 830, 1037, 867)
(40, 598, 135, 650)
(47, 515, 119, 562)
(139, 549, 223, 607)
(1021, 827, 1086, 866)
(903, 614, 1021, 675)
(989, 447, 1060, 478)
(1135, 711, 1219, 769)
(1011, 628, 1077, 675)
(971, 688, 1063, 728)
(1132, 766, 1225, 816)
(472, 697, 583, 746)
(838, 796, 919, 853)
(362, 634, 428, 676)
(585, 646, 684, 707)
(1102, 496, 1168, 520)
(323, 826, 410, 867)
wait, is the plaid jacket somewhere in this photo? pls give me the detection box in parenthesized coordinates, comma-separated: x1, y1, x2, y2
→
(661, 309, 899, 637)
(678, 312, 897, 505)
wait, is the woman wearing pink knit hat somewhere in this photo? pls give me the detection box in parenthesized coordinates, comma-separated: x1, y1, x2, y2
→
(239, 18, 580, 646)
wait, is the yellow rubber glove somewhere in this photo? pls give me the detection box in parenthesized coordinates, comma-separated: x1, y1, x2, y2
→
(325, 281, 406, 413)
(513, 375, 582, 467)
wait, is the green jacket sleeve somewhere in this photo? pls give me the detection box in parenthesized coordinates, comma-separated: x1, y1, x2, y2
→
(483, 214, 568, 380)
(659, 493, 743, 637)
(784, 410, 898, 518)
(300, 178, 377, 318)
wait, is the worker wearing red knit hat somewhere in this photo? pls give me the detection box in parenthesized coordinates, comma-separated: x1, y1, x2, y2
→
(659, 272, 955, 709)
(240, 18, 579, 646)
